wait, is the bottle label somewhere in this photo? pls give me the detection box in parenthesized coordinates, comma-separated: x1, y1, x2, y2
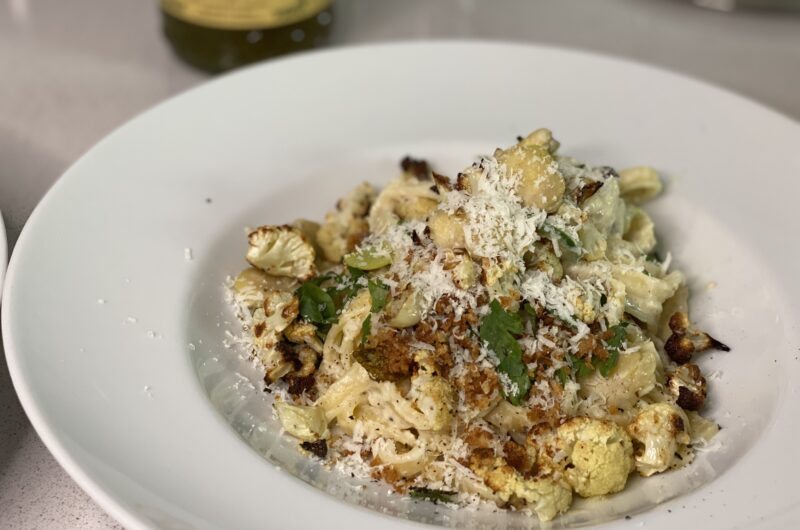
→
(162, 0, 331, 30)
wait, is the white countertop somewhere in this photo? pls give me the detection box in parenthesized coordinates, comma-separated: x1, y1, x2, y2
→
(0, 1, 797, 528)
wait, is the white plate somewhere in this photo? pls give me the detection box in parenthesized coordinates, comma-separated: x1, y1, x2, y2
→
(0, 208, 6, 296)
(3, 42, 800, 530)
(0, 209, 6, 296)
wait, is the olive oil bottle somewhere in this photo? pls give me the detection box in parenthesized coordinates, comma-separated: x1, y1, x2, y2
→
(161, 1, 333, 73)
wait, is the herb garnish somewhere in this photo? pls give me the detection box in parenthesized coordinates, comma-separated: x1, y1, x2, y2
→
(569, 322, 628, 380)
(360, 313, 372, 345)
(479, 300, 531, 405)
(359, 279, 390, 344)
(297, 268, 368, 338)
(409, 487, 455, 503)
(596, 322, 628, 376)
(568, 353, 594, 380)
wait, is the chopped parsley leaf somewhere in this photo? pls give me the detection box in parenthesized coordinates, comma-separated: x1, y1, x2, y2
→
(297, 282, 337, 326)
(298, 268, 371, 338)
(360, 313, 372, 345)
(568, 354, 594, 379)
(596, 322, 628, 377)
(597, 348, 620, 377)
(480, 300, 531, 405)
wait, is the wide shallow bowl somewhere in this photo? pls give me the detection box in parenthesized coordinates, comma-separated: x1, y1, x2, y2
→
(3, 42, 800, 529)
(0, 209, 6, 295)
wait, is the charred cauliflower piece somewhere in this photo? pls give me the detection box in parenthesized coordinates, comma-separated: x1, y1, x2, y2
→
(400, 156, 432, 180)
(555, 417, 635, 497)
(664, 311, 730, 364)
(257, 342, 294, 382)
(252, 291, 299, 347)
(317, 182, 375, 262)
(627, 403, 690, 477)
(668, 363, 707, 411)
(251, 290, 300, 381)
(468, 450, 572, 521)
(292, 345, 319, 378)
(246, 225, 316, 280)
(284, 321, 324, 353)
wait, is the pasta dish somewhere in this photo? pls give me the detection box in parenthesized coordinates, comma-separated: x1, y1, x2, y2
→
(225, 129, 728, 520)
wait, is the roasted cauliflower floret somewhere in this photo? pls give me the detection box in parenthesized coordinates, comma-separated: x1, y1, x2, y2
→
(668, 363, 707, 411)
(509, 474, 572, 522)
(246, 225, 316, 280)
(317, 182, 375, 262)
(554, 417, 634, 497)
(252, 291, 299, 346)
(251, 290, 299, 380)
(231, 267, 298, 308)
(627, 403, 690, 477)
(468, 450, 572, 521)
(284, 321, 324, 353)
(257, 342, 294, 382)
(400, 156, 432, 180)
(294, 345, 319, 378)
(664, 311, 730, 364)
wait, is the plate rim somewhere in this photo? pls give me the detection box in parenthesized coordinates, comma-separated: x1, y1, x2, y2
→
(0, 208, 6, 299)
(3, 39, 800, 530)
